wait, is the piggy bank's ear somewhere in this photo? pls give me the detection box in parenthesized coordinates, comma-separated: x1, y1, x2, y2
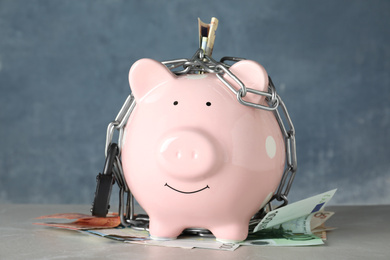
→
(226, 60, 269, 103)
(129, 58, 176, 101)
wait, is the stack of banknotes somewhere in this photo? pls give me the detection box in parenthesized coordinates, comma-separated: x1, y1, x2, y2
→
(35, 189, 336, 251)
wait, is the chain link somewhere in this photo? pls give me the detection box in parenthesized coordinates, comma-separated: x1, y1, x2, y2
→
(269, 94, 297, 208)
(103, 49, 297, 226)
(105, 94, 136, 157)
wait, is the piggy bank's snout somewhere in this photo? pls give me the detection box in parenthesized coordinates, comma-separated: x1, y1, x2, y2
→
(157, 130, 220, 180)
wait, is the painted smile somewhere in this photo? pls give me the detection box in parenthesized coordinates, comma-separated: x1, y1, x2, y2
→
(164, 183, 210, 194)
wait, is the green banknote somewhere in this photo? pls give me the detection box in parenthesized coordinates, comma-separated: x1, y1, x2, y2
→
(242, 227, 324, 247)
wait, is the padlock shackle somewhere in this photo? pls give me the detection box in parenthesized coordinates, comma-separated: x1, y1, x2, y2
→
(103, 143, 119, 175)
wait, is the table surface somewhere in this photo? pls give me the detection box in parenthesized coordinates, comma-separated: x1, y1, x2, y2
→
(1, 204, 389, 260)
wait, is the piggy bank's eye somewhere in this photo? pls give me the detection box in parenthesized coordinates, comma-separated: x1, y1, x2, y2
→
(173, 101, 179, 106)
(206, 102, 212, 106)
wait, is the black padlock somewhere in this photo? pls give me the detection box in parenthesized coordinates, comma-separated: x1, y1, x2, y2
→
(91, 143, 119, 217)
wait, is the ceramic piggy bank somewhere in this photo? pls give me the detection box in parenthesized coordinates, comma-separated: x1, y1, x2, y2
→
(121, 58, 285, 242)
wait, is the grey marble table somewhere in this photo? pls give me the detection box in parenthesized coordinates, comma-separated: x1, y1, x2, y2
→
(0, 204, 389, 260)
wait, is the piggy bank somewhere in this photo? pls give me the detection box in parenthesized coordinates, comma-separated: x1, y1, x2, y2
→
(121, 58, 285, 242)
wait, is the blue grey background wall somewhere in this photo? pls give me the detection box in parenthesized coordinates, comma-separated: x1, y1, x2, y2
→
(1, 0, 389, 205)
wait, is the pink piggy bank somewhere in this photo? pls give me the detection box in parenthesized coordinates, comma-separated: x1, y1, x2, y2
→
(121, 58, 285, 242)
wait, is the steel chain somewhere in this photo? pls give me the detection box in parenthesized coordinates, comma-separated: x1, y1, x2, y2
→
(103, 48, 297, 227)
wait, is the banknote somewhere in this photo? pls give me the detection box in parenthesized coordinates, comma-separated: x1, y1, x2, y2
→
(312, 223, 337, 240)
(268, 211, 334, 235)
(34, 213, 121, 230)
(83, 227, 324, 249)
(242, 230, 324, 247)
(82, 228, 239, 251)
(198, 17, 219, 57)
(83, 227, 149, 240)
(253, 189, 337, 232)
(311, 211, 335, 230)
